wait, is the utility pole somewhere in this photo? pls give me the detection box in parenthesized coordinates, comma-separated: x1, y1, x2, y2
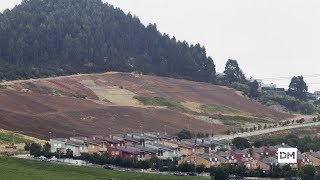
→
(109, 128, 112, 138)
(49, 132, 52, 140)
(164, 125, 167, 135)
(12, 133, 16, 156)
(140, 125, 143, 136)
(211, 121, 213, 138)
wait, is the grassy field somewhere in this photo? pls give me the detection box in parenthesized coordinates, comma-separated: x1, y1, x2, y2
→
(134, 96, 191, 113)
(0, 157, 207, 180)
(200, 104, 242, 115)
(0, 130, 34, 144)
(0, 129, 46, 155)
(208, 114, 270, 126)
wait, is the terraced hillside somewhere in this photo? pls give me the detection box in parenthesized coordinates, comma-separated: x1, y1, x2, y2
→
(0, 72, 291, 139)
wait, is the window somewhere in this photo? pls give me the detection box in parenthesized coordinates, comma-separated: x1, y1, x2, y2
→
(112, 151, 119, 155)
(54, 144, 57, 147)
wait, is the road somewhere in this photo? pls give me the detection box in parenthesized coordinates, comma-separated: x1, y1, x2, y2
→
(212, 121, 320, 140)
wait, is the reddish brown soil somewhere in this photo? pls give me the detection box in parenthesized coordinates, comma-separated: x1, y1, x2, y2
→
(0, 90, 229, 139)
(1, 72, 291, 139)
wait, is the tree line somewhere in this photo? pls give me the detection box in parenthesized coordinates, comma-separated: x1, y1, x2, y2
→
(0, 0, 215, 82)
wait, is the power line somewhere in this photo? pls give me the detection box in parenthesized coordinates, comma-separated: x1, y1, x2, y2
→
(259, 73, 320, 81)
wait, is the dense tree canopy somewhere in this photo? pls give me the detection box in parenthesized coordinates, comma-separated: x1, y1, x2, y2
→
(175, 129, 192, 139)
(223, 59, 246, 83)
(287, 76, 308, 100)
(0, 0, 216, 82)
(232, 137, 250, 150)
(248, 80, 259, 98)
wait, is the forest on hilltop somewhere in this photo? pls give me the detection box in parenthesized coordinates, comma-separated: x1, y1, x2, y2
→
(0, 0, 216, 82)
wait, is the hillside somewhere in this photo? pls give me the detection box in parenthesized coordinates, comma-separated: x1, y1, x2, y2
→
(0, 72, 291, 139)
(0, 0, 215, 82)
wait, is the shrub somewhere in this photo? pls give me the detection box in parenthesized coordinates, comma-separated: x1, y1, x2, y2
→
(176, 129, 192, 139)
(258, 93, 315, 114)
(230, 82, 250, 95)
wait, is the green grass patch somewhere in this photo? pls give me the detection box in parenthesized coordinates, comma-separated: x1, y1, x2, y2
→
(209, 114, 269, 126)
(134, 96, 191, 112)
(0, 83, 6, 90)
(0, 157, 205, 180)
(200, 104, 242, 115)
(0, 131, 34, 144)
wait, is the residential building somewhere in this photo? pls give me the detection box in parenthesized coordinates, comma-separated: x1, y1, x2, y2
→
(216, 151, 237, 165)
(179, 153, 221, 168)
(302, 152, 320, 166)
(264, 146, 278, 157)
(145, 142, 179, 160)
(107, 145, 140, 160)
(252, 148, 269, 160)
(228, 150, 252, 162)
(244, 159, 271, 171)
(50, 138, 84, 157)
(178, 143, 194, 156)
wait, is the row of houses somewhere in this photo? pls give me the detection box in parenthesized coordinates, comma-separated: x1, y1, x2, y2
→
(179, 142, 317, 171)
(50, 133, 320, 171)
(50, 133, 231, 161)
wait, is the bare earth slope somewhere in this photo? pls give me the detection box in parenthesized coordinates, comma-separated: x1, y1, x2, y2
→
(0, 72, 291, 139)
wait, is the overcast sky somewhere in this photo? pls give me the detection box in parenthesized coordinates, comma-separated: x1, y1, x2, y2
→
(1, 0, 320, 91)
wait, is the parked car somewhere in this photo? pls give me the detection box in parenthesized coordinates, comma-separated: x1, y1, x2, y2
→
(173, 172, 184, 176)
(38, 156, 46, 160)
(187, 172, 197, 176)
(103, 165, 113, 170)
(43, 159, 51, 162)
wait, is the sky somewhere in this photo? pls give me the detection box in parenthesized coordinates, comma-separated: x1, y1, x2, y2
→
(1, 0, 320, 91)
